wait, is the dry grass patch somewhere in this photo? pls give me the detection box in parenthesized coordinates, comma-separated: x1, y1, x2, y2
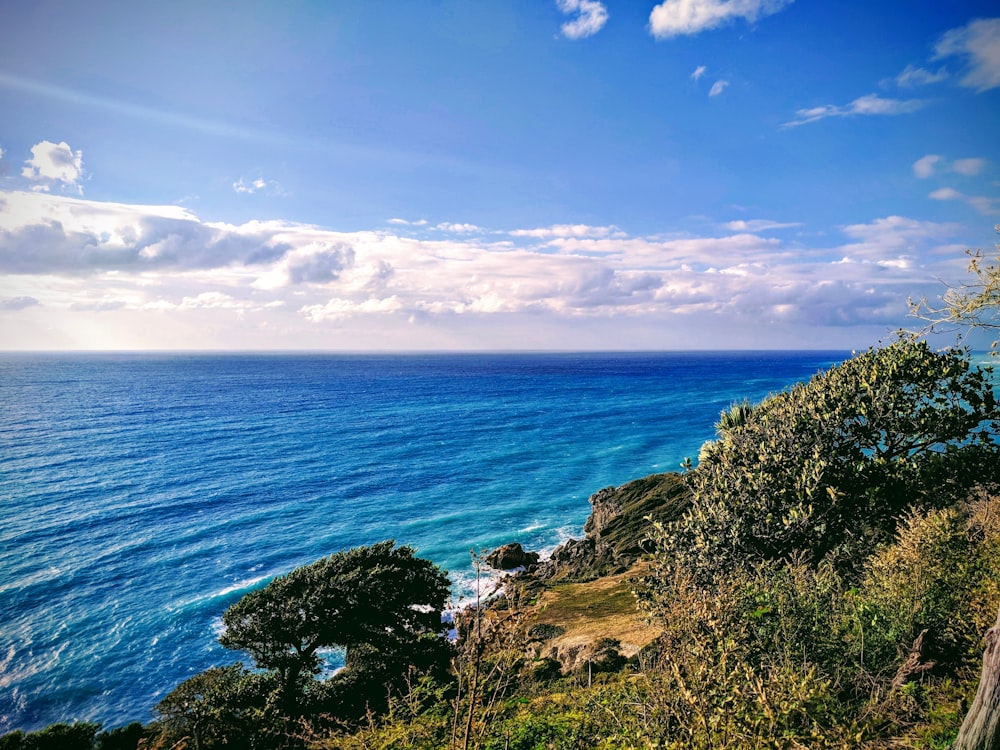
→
(522, 562, 660, 666)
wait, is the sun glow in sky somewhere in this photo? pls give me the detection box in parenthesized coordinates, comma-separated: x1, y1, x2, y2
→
(1, 1, 998, 350)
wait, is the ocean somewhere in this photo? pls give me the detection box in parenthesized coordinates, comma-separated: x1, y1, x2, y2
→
(0, 351, 850, 733)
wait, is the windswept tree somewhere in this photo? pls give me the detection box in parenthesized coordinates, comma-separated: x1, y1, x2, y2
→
(153, 541, 451, 748)
(218, 540, 451, 716)
(666, 338, 999, 580)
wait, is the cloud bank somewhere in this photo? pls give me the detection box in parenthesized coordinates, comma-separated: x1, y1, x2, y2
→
(0, 187, 971, 349)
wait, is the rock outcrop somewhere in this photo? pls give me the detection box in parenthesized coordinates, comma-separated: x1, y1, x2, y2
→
(536, 472, 692, 581)
(486, 542, 540, 570)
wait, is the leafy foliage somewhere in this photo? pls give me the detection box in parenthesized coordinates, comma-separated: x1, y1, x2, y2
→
(146, 541, 452, 748)
(0, 723, 101, 750)
(218, 540, 451, 715)
(152, 663, 275, 749)
(677, 338, 999, 578)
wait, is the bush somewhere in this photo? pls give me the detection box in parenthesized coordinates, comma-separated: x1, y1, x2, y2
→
(675, 338, 999, 580)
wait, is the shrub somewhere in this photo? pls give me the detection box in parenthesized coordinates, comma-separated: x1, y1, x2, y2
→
(674, 338, 999, 581)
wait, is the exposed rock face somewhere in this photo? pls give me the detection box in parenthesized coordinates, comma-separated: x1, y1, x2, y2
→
(537, 472, 692, 582)
(486, 542, 540, 570)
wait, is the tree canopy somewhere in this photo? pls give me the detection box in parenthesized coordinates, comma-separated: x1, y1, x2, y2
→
(218, 541, 451, 709)
(673, 338, 1000, 578)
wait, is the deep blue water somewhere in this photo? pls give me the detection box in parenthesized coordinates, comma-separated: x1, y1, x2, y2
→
(0, 351, 849, 733)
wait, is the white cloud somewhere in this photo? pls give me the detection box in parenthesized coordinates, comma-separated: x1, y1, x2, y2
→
(556, 0, 608, 40)
(252, 241, 355, 290)
(839, 216, 962, 259)
(933, 17, 1000, 92)
(929, 187, 963, 201)
(509, 224, 624, 239)
(387, 217, 428, 226)
(914, 154, 988, 178)
(849, 94, 925, 116)
(951, 157, 986, 176)
(928, 186, 998, 215)
(300, 296, 404, 323)
(913, 154, 942, 178)
(709, 80, 729, 97)
(1, 188, 979, 349)
(691, 65, 707, 80)
(784, 93, 926, 127)
(649, 0, 794, 39)
(233, 176, 284, 195)
(725, 219, 802, 232)
(233, 177, 266, 194)
(435, 222, 481, 233)
(0, 190, 289, 274)
(21, 141, 84, 192)
(891, 64, 948, 88)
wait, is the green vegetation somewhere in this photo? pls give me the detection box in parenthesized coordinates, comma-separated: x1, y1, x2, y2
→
(5, 338, 1000, 749)
(673, 337, 999, 580)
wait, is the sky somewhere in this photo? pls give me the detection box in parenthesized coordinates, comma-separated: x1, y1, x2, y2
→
(1, 0, 998, 351)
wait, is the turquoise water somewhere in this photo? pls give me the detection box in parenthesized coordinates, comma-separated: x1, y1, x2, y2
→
(0, 351, 848, 732)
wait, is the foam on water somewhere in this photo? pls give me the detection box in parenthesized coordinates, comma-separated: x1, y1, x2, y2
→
(0, 351, 850, 733)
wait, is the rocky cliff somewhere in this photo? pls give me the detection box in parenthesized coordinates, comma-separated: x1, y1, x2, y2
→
(533, 472, 692, 582)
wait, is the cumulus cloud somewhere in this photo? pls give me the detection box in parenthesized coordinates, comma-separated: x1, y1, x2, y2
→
(649, 0, 794, 39)
(709, 80, 729, 96)
(784, 93, 926, 127)
(556, 0, 608, 39)
(933, 17, 1000, 92)
(691, 65, 707, 80)
(252, 241, 355, 290)
(21, 141, 84, 192)
(0, 190, 290, 274)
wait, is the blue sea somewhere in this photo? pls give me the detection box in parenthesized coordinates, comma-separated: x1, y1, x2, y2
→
(0, 351, 850, 733)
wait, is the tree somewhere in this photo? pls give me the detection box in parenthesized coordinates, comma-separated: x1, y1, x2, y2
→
(666, 338, 999, 581)
(951, 604, 1000, 750)
(911, 225, 1000, 351)
(0, 723, 101, 750)
(153, 664, 271, 749)
(218, 541, 451, 716)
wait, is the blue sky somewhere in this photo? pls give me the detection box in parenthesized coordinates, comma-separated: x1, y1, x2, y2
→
(1, 0, 998, 350)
